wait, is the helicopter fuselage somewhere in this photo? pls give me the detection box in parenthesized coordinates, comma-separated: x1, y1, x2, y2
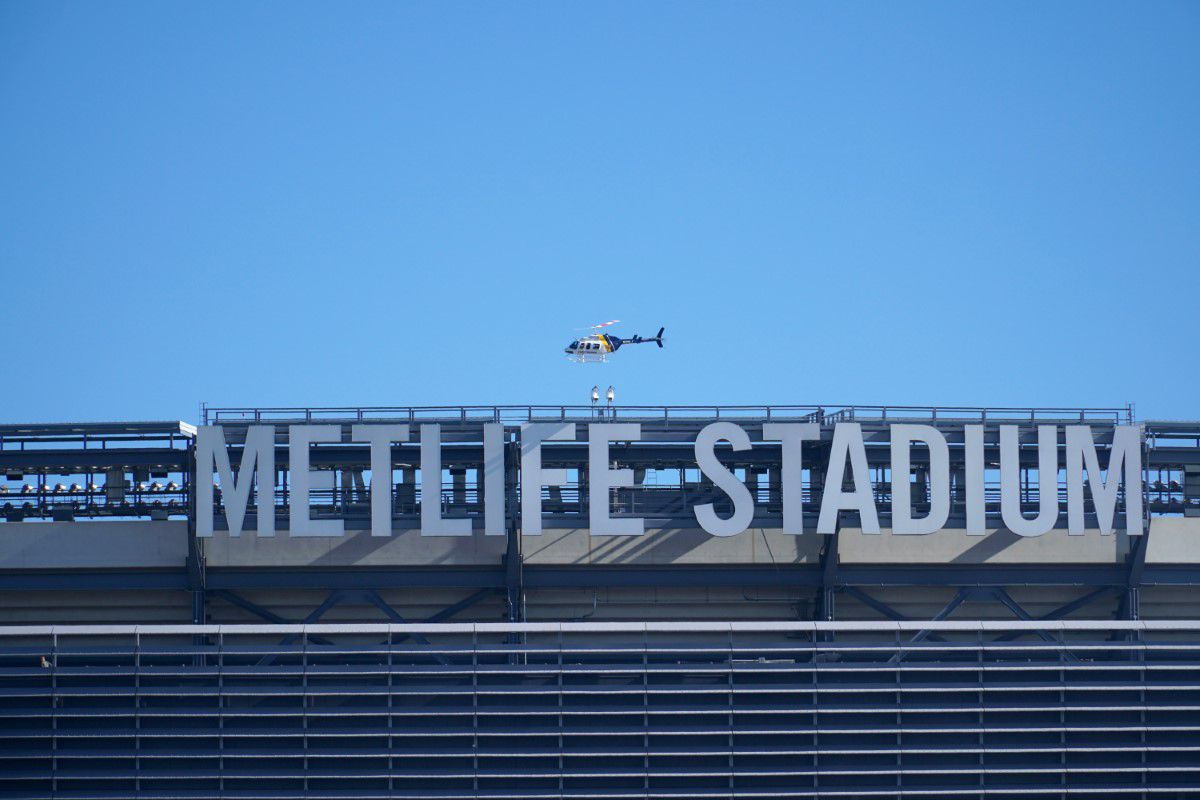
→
(564, 334, 618, 362)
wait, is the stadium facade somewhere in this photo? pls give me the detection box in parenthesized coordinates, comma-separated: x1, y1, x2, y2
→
(1, 404, 1198, 798)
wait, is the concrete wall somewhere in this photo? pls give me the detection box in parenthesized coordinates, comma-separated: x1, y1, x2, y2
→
(522, 526, 822, 566)
(1145, 517, 1200, 563)
(204, 519, 1199, 568)
(0, 520, 187, 569)
(837, 526, 1133, 564)
(0, 517, 1196, 625)
(2, 517, 1197, 570)
(202, 526, 507, 568)
(201, 524, 823, 567)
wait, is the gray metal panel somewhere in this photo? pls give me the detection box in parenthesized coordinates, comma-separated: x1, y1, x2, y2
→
(0, 621, 1196, 799)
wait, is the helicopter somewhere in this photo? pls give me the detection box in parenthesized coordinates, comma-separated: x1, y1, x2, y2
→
(565, 320, 665, 363)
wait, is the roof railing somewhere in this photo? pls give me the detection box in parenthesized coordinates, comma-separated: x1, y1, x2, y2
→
(203, 404, 1133, 425)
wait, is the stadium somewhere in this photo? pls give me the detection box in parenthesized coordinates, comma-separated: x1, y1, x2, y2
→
(0, 403, 1197, 799)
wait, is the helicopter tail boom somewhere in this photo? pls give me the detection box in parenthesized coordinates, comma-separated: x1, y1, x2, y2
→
(619, 327, 666, 348)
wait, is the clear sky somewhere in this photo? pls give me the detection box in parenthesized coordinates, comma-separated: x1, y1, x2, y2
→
(1, 2, 1197, 423)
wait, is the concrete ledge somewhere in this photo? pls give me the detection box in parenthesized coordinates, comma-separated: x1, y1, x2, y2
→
(3, 517, 1194, 570)
(838, 527, 1132, 565)
(523, 526, 822, 565)
(1145, 517, 1200, 564)
(0, 521, 187, 569)
(202, 526, 508, 568)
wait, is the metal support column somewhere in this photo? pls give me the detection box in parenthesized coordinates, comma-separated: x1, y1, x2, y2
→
(185, 439, 206, 628)
(814, 529, 838, 622)
(504, 438, 524, 623)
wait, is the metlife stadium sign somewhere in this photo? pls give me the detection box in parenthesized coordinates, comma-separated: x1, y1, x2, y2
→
(196, 422, 1144, 541)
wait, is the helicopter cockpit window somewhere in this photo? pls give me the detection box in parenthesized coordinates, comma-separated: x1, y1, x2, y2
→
(569, 340, 579, 349)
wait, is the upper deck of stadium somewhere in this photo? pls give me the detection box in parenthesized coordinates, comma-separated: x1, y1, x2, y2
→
(0, 404, 1197, 627)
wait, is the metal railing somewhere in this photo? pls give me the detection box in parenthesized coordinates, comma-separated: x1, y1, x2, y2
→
(203, 403, 1134, 425)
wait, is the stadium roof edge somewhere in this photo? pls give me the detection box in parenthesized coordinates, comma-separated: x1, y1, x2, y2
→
(0, 421, 196, 438)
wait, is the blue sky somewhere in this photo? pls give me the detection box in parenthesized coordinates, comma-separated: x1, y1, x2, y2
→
(1, 2, 1197, 423)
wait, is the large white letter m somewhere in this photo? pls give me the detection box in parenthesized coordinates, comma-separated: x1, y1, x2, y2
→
(196, 425, 276, 538)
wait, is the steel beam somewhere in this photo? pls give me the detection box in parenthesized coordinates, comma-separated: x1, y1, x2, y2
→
(0, 571, 189, 590)
(840, 586, 906, 621)
(204, 566, 506, 590)
(210, 588, 289, 624)
(888, 589, 970, 663)
(814, 530, 838, 621)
